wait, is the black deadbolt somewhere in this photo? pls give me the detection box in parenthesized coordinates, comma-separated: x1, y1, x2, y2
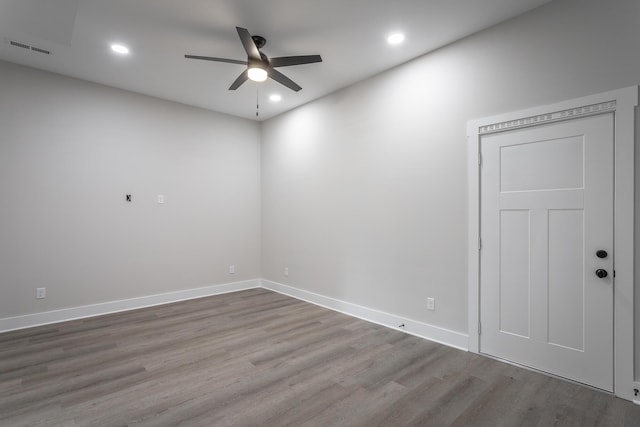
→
(595, 269, 608, 278)
(596, 250, 608, 259)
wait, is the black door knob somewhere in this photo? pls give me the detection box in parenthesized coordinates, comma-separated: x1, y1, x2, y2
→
(595, 269, 608, 278)
(596, 250, 608, 259)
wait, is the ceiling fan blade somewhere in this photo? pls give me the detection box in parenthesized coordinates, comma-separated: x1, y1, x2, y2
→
(267, 67, 302, 92)
(269, 55, 323, 68)
(229, 70, 249, 90)
(185, 55, 247, 65)
(236, 26, 261, 61)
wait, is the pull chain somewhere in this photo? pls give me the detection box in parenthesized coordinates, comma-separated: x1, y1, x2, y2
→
(256, 86, 259, 117)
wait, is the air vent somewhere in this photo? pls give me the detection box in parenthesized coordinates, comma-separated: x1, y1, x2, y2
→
(30, 46, 51, 55)
(9, 40, 30, 50)
(8, 39, 51, 55)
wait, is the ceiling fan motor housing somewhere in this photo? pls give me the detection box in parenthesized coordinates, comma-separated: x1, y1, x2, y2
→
(251, 35, 266, 49)
(248, 57, 266, 70)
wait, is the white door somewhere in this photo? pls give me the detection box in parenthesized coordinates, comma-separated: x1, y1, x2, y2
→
(480, 113, 614, 391)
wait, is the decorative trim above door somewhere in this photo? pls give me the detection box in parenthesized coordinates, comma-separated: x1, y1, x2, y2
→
(478, 100, 617, 135)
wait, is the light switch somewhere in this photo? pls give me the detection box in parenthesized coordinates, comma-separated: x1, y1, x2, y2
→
(157, 194, 165, 204)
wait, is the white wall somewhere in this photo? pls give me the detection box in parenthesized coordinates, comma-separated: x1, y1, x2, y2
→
(261, 0, 640, 374)
(0, 60, 261, 318)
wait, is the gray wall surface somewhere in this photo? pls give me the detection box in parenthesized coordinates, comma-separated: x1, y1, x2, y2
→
(0, 61, 261, 318)
(260, 0, 640, 373)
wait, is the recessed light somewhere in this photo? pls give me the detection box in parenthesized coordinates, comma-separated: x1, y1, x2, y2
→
(110, 44, 130, 55)
(269, 94, 282, 102)
(387, 33, 405, 45)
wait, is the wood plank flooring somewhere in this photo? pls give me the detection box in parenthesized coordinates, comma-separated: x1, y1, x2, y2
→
(1, 288, 639, 426)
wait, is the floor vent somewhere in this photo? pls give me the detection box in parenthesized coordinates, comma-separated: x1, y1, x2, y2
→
(9, 40, 51, 55)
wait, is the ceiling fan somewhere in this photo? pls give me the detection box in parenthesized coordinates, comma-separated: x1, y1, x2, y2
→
(185, 27, 322, 92)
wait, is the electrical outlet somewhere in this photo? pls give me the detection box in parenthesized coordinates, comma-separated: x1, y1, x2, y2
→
(284, 267, 289, 277)
(36, 288, 46, 299)
(427, 297, 435, 311)
(229, 265, 235, 274)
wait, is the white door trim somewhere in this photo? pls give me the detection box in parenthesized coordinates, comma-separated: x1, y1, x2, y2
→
(467, 86, 638, 401)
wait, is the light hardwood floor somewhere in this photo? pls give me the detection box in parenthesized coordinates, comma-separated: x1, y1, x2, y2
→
(1, 288, 639, 426)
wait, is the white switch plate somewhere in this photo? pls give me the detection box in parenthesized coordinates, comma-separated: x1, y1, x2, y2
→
(284, 267, 289, 277)
(427, 297, 435, 311)
(229, 265, 235, 274)
(157, 194, 165, 204)
(36, 288, 46, 299)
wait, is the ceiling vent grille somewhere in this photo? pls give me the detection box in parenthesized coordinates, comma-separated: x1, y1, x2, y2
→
(30, 46, 51, 55)
(9, 40, 30, 50)
(8, 39, 51, 55)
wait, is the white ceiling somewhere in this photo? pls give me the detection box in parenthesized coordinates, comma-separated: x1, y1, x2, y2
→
(0, 0, 551, 121)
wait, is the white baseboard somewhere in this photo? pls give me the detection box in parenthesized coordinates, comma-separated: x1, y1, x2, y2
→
(261, 279, 469, 351)
(0, 279, 261, 333)
(1, 278, 469, 352)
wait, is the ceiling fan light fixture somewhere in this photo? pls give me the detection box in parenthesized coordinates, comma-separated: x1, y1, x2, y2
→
(248, 66, 268, 82)
(185, 26, 321, 92)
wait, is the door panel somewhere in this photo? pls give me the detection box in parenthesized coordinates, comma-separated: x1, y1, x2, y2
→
(547, 209, 584, 351)
(499, 135, 584, 192)
(499, 210, 530, 338)
(480, 113, 614, 391)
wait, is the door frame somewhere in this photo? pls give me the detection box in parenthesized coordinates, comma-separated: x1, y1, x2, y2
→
(467, 86, 638, 401)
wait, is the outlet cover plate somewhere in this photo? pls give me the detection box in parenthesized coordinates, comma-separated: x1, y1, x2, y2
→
(427, 297, 435, 311)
